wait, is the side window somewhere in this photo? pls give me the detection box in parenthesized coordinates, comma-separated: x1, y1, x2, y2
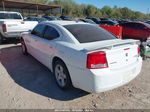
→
(43, 26, 60, 40)
(126, 23, 136, 28)
(125, 23, 131, 27)
(130, 23, 136, 28)
(135, 23, 144, 29)
(121, 23, 130, 27)
(31, 24, 46, 37)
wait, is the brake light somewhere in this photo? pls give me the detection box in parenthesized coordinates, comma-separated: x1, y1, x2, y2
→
(2, 24, 6, 32)
(87, 51, 108, 69)
(138, 46, 140, 57)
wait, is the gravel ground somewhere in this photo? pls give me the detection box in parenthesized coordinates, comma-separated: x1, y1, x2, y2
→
(0, 43, 150, 109)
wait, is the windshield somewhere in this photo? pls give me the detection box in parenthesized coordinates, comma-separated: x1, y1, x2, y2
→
(64, 24, 117, 43)
(0, 13, 22, 19)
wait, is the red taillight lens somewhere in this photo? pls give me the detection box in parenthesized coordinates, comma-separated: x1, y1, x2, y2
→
(2, 24, 6, 32)
(87, 51, 108, 69)
(138, 46, 140, 56)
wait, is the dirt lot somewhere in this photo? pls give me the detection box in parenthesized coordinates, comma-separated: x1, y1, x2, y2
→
(0, 43, 150, 109)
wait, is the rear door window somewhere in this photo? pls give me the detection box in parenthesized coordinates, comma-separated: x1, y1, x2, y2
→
(43, 26, 60, 40)
(124, 23, 137, 28)
(64, 24, 117, 43)
(31, 24, 46, 37)
(135, 23, 145, 29)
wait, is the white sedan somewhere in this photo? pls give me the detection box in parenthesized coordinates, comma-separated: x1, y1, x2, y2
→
(21, 21, 142, 93)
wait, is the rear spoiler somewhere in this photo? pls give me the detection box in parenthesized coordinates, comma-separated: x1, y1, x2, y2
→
(84, 39, 140, 53)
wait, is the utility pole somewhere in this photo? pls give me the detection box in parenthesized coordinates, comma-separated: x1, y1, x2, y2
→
(2, 0, 5, 11)
(147, 8, 149, 15)
(147, 8, 150, 19)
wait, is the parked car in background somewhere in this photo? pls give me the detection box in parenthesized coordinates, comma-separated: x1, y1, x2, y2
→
(79, 18, 96, 24)
(117, 19, 131, 24)
(43, 16, 61, 21)
(146, 21, 150, 25)
(60, 16, 75, 21)
(99, 18, 112, 21)
(21, 21, 142, 93)
(0, 11, 38, 43)
(25, 17, 47, 23)
(120, 21, 150, 41)
(100, 25, 123, 39)
(99, 20, 118, 26)
(86, 17, 101, 24)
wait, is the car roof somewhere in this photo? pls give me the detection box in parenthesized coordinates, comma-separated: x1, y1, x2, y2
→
(44, 20, 86, 26)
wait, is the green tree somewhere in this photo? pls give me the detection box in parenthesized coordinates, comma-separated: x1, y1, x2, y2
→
(85, 5, 97, 17)
(16, 0, 150, 19)
(119, 7, 133, 19)
(101, 6, 113, 18)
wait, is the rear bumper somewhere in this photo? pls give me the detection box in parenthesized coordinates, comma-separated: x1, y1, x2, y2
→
(68, 57, 142, 93)
(92, 58, 142, 93)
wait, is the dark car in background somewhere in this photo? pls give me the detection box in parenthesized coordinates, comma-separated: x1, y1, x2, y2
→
(86, 17, 101, 24)
(99, 18, 112, 21)
(79, 18, 96, 24)
(25, 17, 47, 23)
(117, 19, 131, 24)
(43, 16, 61, 21)
(120, 21, 150, 41)
(99, 20, 118, 26)
(60, 16, 75, 21)
(146, 21, 150, 25)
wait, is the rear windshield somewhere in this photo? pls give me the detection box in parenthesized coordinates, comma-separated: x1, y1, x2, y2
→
(64, 24, 117, 43)
(0, 13, 22, 19)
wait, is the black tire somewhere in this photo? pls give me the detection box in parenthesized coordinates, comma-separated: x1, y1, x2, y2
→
(54, 60, 72, 89)
(21, 38, 28, 55)
(143, 56, 146, 60)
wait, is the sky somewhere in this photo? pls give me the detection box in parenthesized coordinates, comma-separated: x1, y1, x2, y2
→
(75, 0, 150, 14)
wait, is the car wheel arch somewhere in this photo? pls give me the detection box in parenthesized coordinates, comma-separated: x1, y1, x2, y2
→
(52, 56, 68, 73)
(52, 56, 73, 84)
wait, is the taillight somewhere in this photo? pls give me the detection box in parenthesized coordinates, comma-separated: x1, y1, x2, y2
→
(2, 24, 6, 32)
(87, 51, 108, 69)
(138, 46, 140, 56)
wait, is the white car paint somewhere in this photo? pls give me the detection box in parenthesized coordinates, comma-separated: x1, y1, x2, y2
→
(0, 11, 38, 39)
(22, 21, 142, 93)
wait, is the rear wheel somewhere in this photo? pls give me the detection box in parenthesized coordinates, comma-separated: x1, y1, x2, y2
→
(54, 60, 72, 89)
(21, 38, 28, 55)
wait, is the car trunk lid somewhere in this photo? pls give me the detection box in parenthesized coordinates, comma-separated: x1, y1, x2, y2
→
(82, 39, 139, 69)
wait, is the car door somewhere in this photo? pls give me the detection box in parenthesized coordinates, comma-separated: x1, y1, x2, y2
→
(122, 23, 131, 37)
(122, 23, 137, 38)
(34, 25, 60, 68)
(27, 24, 46, 60)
